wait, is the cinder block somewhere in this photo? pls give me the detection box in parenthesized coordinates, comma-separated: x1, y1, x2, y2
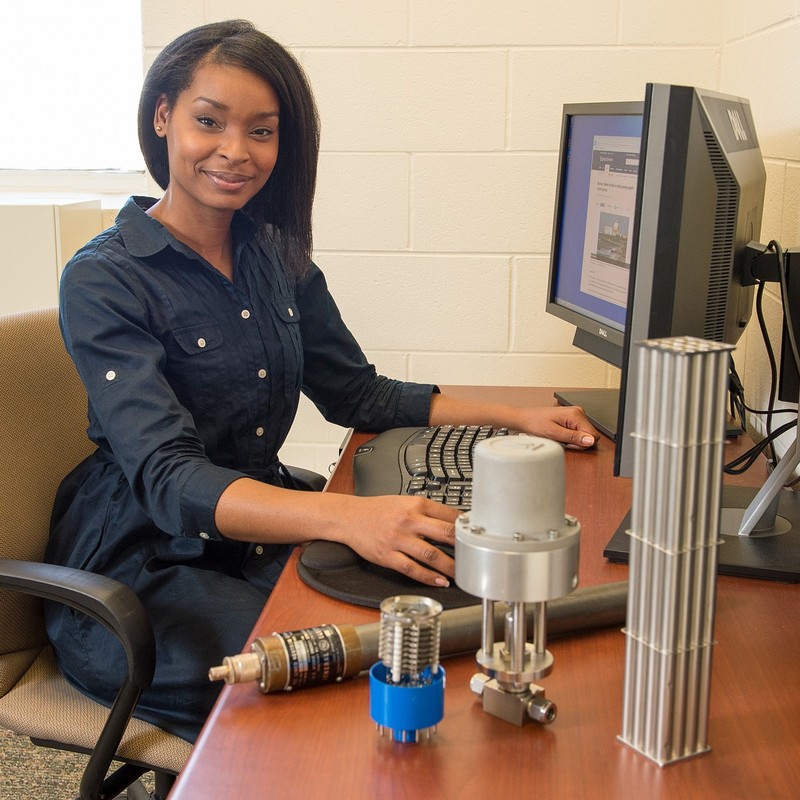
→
(412, 154, 555, 252)
(314, 154, 409, 251)
(305, 50, 506, 152)
(214, 0, 408, 46)
(620, 0, 722, 45)
(407, 352, 615, 387)
(411, 0, 617, 46)
(318, 254, 511, 352)
(722, 29, 800, 161)
(141, 0, 204, 47)
(509, 49, 719, 151)
(513, 257, 580, 354)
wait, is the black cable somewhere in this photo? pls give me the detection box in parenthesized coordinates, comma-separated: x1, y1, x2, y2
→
(740, 404, 798, 417)
(753, 278, 779, 465)
(728, 357, 747, 431)
(724, 241, 799, 480)
(769, 240, 800, 379)
(724, 418, 797, 475)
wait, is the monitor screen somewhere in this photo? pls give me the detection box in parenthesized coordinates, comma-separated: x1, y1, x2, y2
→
(547, 104, 643, 369)
(545, 84, 766, 476)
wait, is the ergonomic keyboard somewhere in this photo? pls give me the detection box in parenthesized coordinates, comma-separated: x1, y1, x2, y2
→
(352, 424, 513, 510)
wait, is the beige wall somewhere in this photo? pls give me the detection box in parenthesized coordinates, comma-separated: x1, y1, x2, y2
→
(139, 1, 800, 474)
(720, 4, 800, 464)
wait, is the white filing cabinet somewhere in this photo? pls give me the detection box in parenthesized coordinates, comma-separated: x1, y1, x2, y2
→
(0, 195, 104, 314)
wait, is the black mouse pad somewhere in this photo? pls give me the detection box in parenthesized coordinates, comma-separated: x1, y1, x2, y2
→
(297, 540, 480, 609)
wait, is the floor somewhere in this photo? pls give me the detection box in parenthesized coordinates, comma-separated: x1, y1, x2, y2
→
(0, 728, 156, 799)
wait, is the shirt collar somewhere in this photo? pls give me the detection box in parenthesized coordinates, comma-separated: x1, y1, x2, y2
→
(116, 196, 256, 261)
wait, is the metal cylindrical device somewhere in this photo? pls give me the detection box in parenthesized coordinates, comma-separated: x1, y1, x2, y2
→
(377, 595, 442, 684)
(369, 595, 445, 743)
(208, 623, 363, 693)
(471, 435, 567, 536)
(455, 434, 580, 724)
(456, 436, 580, 603)
(208, 581, 628, 694)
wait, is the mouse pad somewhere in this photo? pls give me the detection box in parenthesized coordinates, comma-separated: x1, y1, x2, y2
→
(297, 540, 480, 609)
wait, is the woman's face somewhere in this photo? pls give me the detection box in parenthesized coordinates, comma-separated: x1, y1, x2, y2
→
(155, 61, 280, 217)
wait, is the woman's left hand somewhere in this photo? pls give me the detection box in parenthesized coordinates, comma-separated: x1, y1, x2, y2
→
(428, 393, 600, 450)
(520, 405, 599, 449)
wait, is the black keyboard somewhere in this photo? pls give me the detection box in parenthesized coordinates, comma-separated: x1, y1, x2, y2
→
(352, 425, 512, 510)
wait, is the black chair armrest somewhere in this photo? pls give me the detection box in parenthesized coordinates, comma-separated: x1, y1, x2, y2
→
(0, 558, 157, 800)
(0, 558, 154, 688)
(283, 464, 328, 492)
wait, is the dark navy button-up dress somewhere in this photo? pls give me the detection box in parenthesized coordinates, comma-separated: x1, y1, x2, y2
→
(44, 196, 436, 741)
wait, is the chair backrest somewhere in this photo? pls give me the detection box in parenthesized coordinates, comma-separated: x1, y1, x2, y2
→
(0, 307, 95, 668)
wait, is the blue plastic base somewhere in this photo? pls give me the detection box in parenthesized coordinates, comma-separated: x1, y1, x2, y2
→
(369, 662, 445, 743)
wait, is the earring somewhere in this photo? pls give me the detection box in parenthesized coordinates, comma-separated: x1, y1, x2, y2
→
(156, 125, 163, 132)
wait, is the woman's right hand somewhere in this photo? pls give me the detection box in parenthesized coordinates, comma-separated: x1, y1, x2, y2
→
(331, 494, 459, 588)
(215, 478, 459, 588)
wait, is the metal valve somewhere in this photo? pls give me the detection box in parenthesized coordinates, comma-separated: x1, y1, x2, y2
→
(455, 435, 580, 726)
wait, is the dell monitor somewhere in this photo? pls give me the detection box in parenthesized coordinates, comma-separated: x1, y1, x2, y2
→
(547, 83, 800, 582)
(545, 98, 642, 441)
(546, 83, 765, 473)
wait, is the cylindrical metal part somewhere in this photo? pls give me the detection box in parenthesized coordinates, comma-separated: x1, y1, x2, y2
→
(534, 601, 547, 657)
(209, 581, 627, 692)
(252, 623, 362, 693)
(481, 598, 494, 657)
(208, 652, 262, 685)
(527, 694, 557, 725)
(469, 436, 566, 536)
(509, 603, 526, 673)
(378, 595, 443, 683)
(455, 435, 580, 603)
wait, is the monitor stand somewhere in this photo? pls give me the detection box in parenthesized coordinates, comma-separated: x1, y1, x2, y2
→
(604, 414, 800, 583)
(555, 388, 743, 443)
(554, 388, 620, 441)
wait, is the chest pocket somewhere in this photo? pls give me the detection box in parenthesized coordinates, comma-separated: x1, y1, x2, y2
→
(272, 300, 300, 325)
(271, 298, 303, 394)
(172, 322, 225, 356)
(168, 321, 231, 415)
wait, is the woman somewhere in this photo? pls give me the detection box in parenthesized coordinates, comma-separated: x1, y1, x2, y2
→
(45, 20, 598, 742)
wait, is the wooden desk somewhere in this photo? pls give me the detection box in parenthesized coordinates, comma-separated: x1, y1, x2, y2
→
(170, 387, 800, 800)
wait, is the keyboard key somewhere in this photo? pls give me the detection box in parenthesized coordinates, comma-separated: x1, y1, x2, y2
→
(352, 424, 519, 512)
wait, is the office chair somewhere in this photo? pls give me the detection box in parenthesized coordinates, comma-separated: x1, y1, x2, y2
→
(0, 307, 193, 800)
(0, 307, 328, 799)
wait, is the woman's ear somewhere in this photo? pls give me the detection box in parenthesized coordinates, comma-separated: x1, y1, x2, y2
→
(154, 95, 170, 136)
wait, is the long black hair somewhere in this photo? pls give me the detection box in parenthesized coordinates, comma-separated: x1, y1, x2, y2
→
(138, 20, 320, 279)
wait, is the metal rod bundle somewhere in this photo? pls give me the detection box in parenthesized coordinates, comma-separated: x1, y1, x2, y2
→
(620, 336, 732, 765)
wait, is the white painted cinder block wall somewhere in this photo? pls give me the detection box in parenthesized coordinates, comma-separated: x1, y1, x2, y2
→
(140, 1, 800, 476)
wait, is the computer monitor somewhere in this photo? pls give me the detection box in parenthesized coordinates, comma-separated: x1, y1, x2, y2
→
(547, 84, 800, 581)
(545, 99, 642, 440)
(546, 83, 765, 475)
(615, 83, 766, 476)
